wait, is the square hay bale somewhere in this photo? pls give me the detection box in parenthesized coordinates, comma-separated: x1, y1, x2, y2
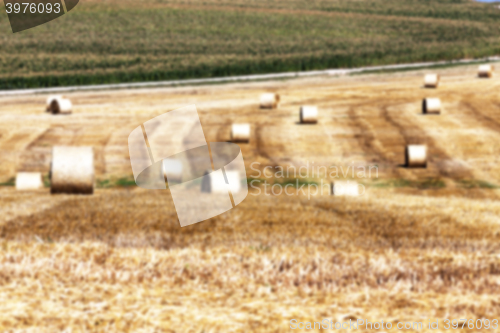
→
(15, 172, 43, 190)
(331, 181, 360, 196)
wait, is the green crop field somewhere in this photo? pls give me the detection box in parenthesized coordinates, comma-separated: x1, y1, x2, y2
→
(0, 0, 499, 89)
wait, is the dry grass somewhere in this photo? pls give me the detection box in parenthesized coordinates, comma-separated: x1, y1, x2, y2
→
(0, 190, 500, 332)
(2, 65, 500, 331)
(1, 190, 500, 331)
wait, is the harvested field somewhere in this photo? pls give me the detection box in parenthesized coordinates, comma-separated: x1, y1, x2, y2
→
(1, 64, 500, 331)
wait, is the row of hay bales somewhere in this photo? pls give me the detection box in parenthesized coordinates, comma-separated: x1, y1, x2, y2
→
(423, 64, 494, 88)
(230, 94, 317, 142)
(161, 157, 361, 197)
(236, 93, 432, 169)
(408, 67, 489, 168)
(406, 70, 448, 169)
(14, 63, 496, 197)
(18, 92, 349, 196)
(197, 168, 360, 196)
(231, 65, 496, 195)
(230, 93, 428, 197)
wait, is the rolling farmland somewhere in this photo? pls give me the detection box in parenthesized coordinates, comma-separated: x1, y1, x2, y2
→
(1, 0, 500, 88)
(1, 64, 500, 331)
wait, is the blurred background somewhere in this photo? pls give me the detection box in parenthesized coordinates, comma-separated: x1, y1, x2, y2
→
(2, 0, 500, 88)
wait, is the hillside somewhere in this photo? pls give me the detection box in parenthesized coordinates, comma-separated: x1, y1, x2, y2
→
(0, 0, 499, 88)
(1, 65, 500, 331)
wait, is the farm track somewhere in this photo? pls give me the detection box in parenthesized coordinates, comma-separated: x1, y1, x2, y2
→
(461, 99, 500, 133)
(382, 102, 475, 180)
(347, 101, 404, 179)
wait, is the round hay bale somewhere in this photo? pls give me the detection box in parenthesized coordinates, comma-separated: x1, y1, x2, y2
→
(162, 158, 183, 184)
(46, 95, 63, 112)
(231, 124, 250, 142)
(405, 145, 427, 168)
(16, 172, 43, 190)
(50, 146, 94, 194)
(422, 98, 441, 114)
(330, 181, 359, 196)
(260, 93, 280, 109)
(300, 106, 318, 123)
(424, 74, 439, 88)
(201, 170, 241, 194)
(478, 64, 494, 78)
(49, 98, 72, 114)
